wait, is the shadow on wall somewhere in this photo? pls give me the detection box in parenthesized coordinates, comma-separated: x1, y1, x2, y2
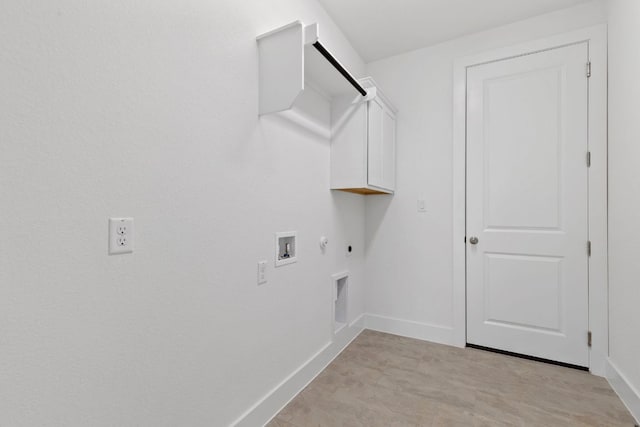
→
(364, 195, 393, 254)
(330, 189, 366, 252)
(258, 85, 333, 143)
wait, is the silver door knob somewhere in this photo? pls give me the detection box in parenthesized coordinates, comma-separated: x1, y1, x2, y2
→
(469, 236, 479, 245)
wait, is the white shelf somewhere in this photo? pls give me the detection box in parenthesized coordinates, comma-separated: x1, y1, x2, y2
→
(257, 21, 367, 115)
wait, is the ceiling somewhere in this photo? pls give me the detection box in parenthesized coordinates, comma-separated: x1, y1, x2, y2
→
(317, 0, 592, 62)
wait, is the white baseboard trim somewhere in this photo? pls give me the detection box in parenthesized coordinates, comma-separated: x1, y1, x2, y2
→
(363, 313, 456, 347)
(607, 358, 640, 424)
(232, 314, 365, 427)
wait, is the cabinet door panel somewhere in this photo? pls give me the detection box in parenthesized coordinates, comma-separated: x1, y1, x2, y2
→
(367, 99, 384, 188)
(382, 108, 396, 190)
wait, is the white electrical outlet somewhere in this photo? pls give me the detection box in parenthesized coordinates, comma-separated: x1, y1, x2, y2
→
(109, 218, 134, 254)
(257, 260, 267, 285)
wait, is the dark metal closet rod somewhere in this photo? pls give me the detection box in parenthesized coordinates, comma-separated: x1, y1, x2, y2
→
(312, 41, 367, 97)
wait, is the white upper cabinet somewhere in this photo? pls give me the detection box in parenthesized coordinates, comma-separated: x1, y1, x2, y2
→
(331, 78, 397, 195)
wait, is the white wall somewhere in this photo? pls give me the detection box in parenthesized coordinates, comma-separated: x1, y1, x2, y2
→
(364, 1, 607, 343)
(607, 0, 640, 408)
(0, 1, 366, 426)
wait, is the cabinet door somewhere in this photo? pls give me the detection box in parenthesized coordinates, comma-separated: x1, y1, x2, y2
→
(381, 107, 396, 190)
(367, 99, 385, 188)
(367, 98, 395, 191)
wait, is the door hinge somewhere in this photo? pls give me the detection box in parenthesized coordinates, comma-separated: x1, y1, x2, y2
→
(587, 151, 591, 167)
(587, 240, 592, 257)
(588, 331, 592, 347)
(586, 61, 592, 78)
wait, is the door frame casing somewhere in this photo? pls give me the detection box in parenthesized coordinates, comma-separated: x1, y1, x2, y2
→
(452, 24, 608, 376)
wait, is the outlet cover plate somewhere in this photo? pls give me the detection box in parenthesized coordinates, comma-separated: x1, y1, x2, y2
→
(109, 217, 134, 254)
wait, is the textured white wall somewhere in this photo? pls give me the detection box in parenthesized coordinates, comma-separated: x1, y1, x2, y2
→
(364, 1, 606, 342)
(0, 1, 366, 425)
(607, 0, 640, 404)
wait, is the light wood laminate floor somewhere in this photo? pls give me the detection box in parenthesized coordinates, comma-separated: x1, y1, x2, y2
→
(268, 330, 635, 427)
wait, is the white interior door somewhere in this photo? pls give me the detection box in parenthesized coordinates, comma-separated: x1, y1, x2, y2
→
(466, 43, 589, 367)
